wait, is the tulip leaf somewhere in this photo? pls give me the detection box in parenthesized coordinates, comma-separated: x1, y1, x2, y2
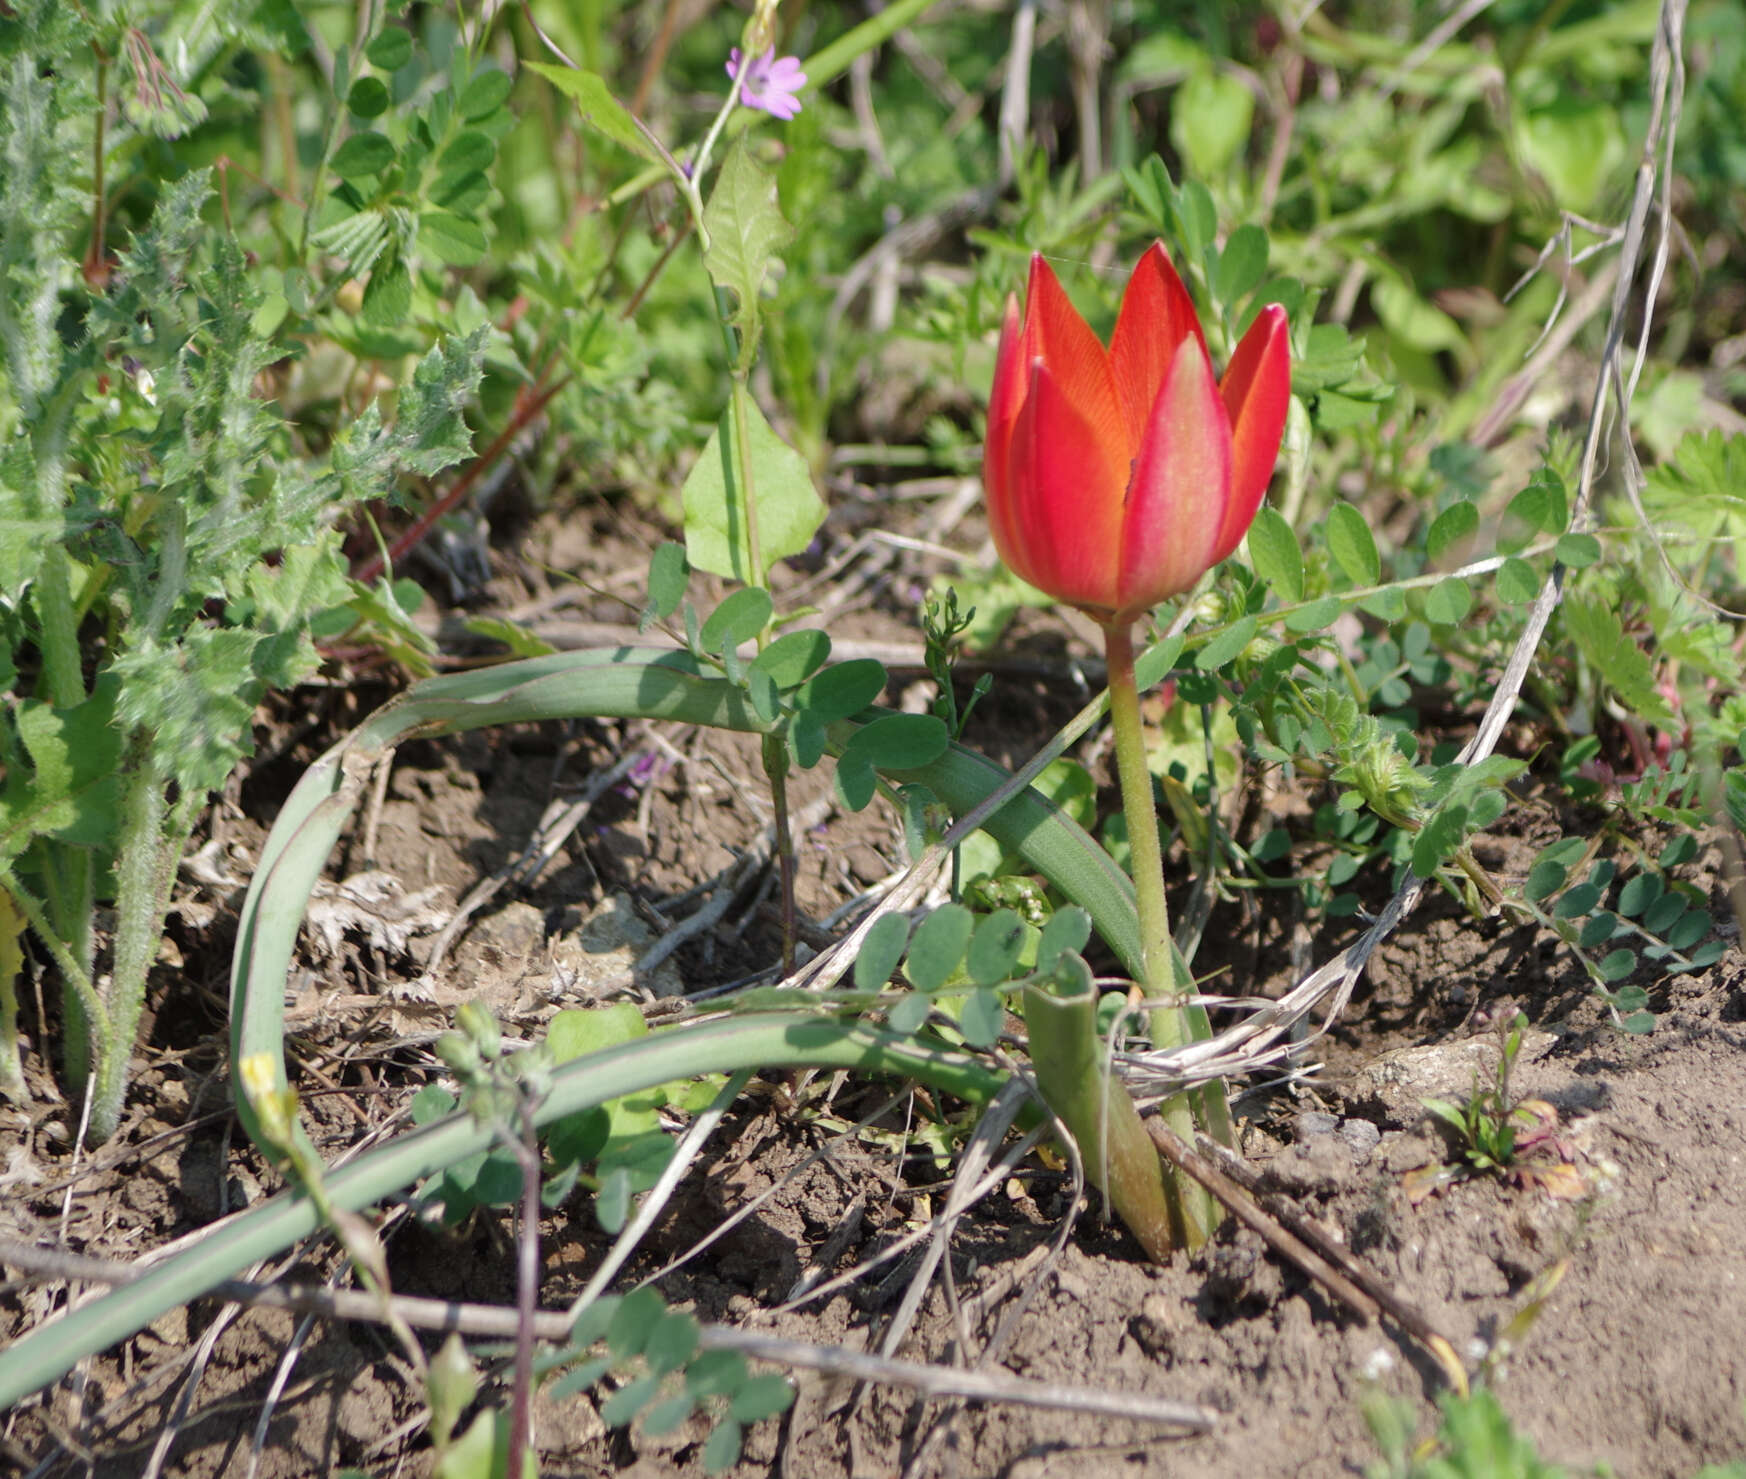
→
(703, 139, 794, 352)
(1246, 506, 1302, 603)
(526, 63, 658, 161)
(1323, 503, 1378, 587)
(682, 397, 826, 584)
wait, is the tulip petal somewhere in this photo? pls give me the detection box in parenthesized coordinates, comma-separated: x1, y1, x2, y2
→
(1023, 254, 1126, 463)
(1109, 243, 1206, 454)
(982, 293, 1028, 563)
(1212, 304, 1292, 565)
(998, 357, 1128, 613)
(1116, 335, 1231, 616)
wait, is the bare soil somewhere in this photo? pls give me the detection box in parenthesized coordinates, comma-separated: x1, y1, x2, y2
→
(4, 501, 1745, 1478)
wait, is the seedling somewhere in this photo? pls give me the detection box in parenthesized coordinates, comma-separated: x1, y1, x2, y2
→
(1408, 1014, 1582, 1203)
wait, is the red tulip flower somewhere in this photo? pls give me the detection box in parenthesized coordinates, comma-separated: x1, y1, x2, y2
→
(983, 244, 1292, 624)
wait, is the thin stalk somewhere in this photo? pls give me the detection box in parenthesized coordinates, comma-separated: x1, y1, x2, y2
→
(762, 733, 797, 972)
(505, 1089, 543, 1479)
(1102, 622, 1220, 1247)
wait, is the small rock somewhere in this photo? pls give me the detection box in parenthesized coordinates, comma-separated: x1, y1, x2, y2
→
(1265, 1132, 1356, 1194)
(549, 892, 683, 999)
(1131, 1290, 1184, 1356)
(1338, 1118, 1382, 1162)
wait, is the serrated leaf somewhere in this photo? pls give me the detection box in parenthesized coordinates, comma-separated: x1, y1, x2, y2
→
(682, 399, 825, 583)
(526, 62, 658, 160)
(1325, 502, 1380, 586)
(1562, 596, 1675, 726)
(1246, 506, 1301, 601)
(703, 139, 793, 345)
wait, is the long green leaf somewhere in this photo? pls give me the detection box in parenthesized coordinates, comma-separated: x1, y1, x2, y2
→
(0, 1015, 1003, 1408)
(231, 647, 1140, 1146)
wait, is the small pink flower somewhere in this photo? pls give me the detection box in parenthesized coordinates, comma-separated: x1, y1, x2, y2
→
(726, 47, 806, 120)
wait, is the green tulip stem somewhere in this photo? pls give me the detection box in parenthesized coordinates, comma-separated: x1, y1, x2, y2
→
(1102, 620, 1220, 1249)
(1102, 624, 1183, 1020)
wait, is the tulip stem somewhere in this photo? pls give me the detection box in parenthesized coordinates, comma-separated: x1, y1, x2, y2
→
(1101, 624, 1180, 1016)
(1102, 620, 1225, 1248)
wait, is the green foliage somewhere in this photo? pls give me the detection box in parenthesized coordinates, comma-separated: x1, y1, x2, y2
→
(1364, 1388, 1568, 1479)
(552, 1290, 792, 1472)
(0, 4, 487, 1139)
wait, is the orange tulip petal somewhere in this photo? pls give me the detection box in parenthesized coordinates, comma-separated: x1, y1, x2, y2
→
(1109, 243, 1206, 453)
(1117, 335, 1232, 616)
(1001, 357, 1127, 612)
(1023, 254, 1126, 463)
(1212, 304, 1292, 565)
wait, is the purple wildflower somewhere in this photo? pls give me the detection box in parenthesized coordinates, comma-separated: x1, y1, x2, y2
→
(726, 47, 807, 120)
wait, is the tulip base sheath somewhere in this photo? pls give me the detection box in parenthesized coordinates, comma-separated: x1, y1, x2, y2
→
(1023, 975, 1190, 1261)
